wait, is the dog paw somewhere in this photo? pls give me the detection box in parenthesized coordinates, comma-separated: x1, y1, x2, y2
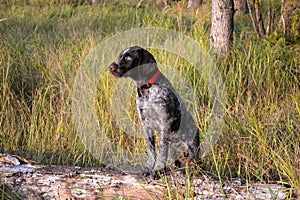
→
(151, 170, 161, 180)
(151, 167, 167, 180)
(142, 166, 152, 176)
(174, 159, 184, 168)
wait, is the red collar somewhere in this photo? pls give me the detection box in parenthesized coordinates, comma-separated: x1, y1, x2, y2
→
(137, 70, 160, 90)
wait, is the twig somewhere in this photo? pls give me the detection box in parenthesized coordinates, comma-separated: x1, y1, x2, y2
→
(246, 0, 261, 39)
(280, 0, 286, 36)
(254, 0, 265, 38)
(136, 0, 144, 9)
(266, 5, 272, 37)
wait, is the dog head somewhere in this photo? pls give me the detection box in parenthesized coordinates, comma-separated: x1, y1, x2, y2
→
(109, 46, 158, 82)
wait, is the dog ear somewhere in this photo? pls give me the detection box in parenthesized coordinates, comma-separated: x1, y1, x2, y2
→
(138, 48, 156, 66)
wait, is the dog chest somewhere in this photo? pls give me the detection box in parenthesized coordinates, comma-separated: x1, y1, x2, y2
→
(136, 86, 181, 131)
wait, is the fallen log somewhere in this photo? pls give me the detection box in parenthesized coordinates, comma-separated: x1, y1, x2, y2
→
(0, 154, 289, 199)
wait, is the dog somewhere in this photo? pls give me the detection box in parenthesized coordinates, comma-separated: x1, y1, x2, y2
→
(109, 46, 200, 179)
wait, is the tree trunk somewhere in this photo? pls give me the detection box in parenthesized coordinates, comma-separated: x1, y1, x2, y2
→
(92, 0, 101, 4)
(278, 0, 300, 37)
(234, 0, 248, 15)
(210, 0, 234, 58)
(187, 0, 203, 8)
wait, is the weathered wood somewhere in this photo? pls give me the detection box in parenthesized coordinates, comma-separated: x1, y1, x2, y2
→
(0, 154, 289, 199)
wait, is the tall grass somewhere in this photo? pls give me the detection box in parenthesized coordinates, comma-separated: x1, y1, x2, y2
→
(0, 0, 299, 198)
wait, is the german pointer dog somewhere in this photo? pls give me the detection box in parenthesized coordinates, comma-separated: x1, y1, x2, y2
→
(109, 46, 200, 179)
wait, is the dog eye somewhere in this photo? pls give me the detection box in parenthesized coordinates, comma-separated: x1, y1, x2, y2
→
(124, 56, 133, 61)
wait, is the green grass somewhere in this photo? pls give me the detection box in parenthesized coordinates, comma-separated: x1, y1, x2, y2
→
(0, 0, 299, 198)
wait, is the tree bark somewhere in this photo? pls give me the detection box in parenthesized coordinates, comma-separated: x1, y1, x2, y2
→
(0, 154, 289, 199)
(210, 0, 234, 58)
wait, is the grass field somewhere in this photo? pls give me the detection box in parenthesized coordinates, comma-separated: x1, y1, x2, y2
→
(0, 0, 299, 198)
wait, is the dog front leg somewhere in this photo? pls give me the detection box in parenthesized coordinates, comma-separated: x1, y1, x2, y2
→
(152, 129, 170, 179)
(142, 125, 156, 176)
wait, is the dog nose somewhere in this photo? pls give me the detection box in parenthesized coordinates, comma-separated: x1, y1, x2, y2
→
(110, 63, 118, 72)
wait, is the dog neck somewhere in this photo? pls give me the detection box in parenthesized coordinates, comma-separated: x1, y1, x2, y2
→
(136, 70, 161, 90)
